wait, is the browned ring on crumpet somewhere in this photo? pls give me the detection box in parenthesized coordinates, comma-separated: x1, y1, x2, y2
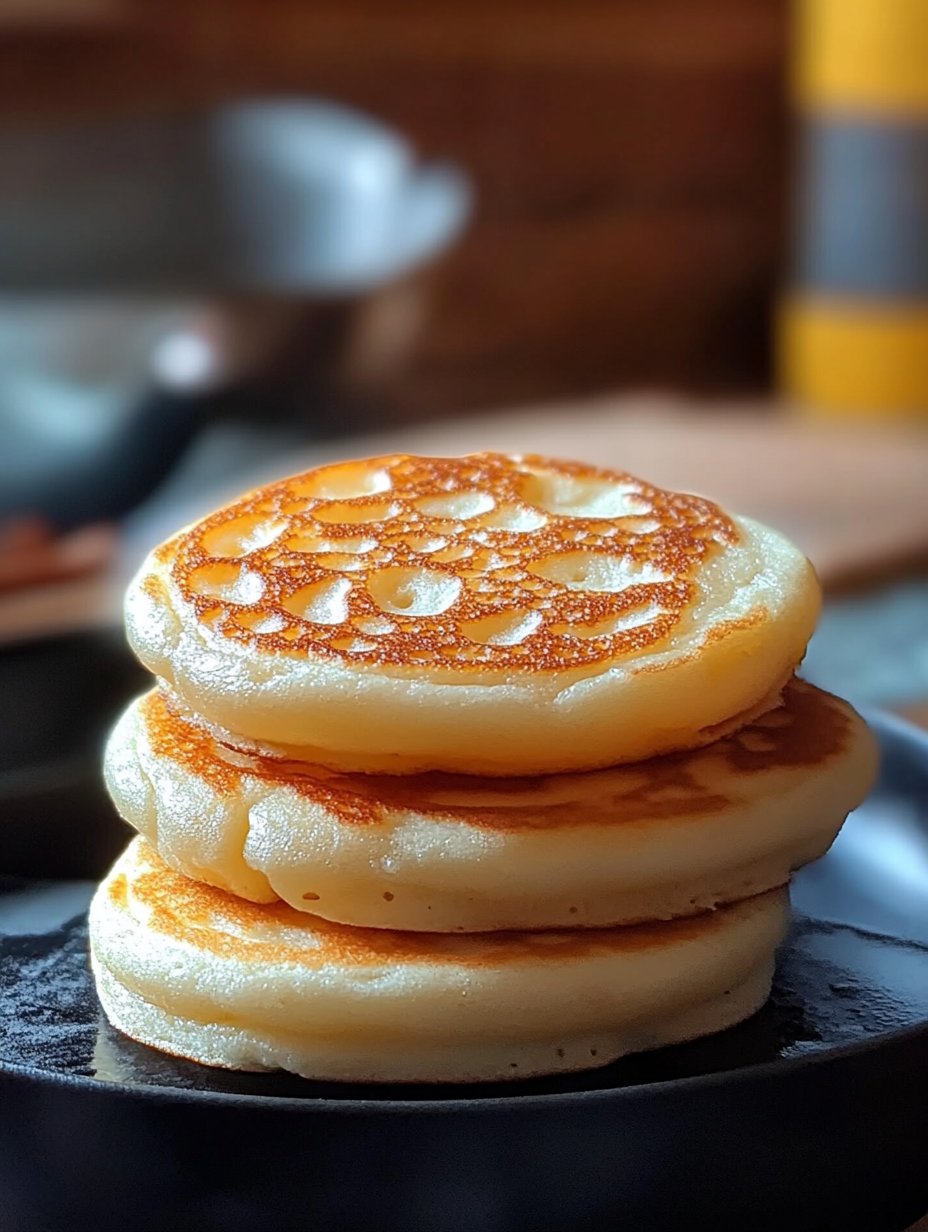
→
(102, 679, 876, 932)
(125, 453, 822, 774)
(89, 838, 790, 1082)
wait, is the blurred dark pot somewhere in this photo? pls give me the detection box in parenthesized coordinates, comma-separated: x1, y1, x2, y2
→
(0, 99, 471, 528)
(0, 630, 149, 879)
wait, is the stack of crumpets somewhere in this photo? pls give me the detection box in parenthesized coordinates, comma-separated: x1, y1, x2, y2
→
(91, 453, 877, 1083)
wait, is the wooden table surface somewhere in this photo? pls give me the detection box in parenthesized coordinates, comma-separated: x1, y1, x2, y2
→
(4, 393, 928, 635)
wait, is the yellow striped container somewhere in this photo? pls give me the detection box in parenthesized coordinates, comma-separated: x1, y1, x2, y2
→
(780, 0, 928, 418)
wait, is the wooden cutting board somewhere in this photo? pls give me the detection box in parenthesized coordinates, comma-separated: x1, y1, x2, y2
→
(1, 395, 927, 642)
(354, 395, 928, 593)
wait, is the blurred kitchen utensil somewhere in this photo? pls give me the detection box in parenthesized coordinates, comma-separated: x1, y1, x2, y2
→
(0, 517, 116, 593)
(0, 98, 471, 292)
(213, 100, 470, 292)
(0, 99, 472, 528)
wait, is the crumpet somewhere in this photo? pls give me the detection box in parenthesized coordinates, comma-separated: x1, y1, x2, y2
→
(89, 839, 789, 1083)
(104, 680, 874, 932)
(125, 453, 821, 774)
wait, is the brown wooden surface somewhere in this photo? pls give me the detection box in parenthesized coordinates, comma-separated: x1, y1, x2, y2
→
(2, 395, 926, 643)
(0, 0, 128, 27)
(897, 703, 928, 732)
(0, 0, 789, 414)
(350, 396, 928, 593)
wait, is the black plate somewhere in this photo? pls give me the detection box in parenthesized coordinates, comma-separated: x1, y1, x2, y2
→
(0, 633, 927, 1232)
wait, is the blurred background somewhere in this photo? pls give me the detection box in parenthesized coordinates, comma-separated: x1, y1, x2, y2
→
(0, 14, 927, 1231)
(1, 0, 928, 874)
(0, 0, 791, 417)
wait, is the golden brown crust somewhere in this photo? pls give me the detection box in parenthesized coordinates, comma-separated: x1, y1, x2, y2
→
(161, 453, 739, 673)
(140, 677, 851, 835)
(114, 840, 763, 969)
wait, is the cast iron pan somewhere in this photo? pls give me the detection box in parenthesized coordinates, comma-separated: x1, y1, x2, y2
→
(0, 632, 927, 1232)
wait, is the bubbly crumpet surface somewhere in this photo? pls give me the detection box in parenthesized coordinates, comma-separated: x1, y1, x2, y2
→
(162, 453, 738, 673)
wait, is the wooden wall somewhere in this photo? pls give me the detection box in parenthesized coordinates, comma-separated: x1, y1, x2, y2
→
(0, 1, 789, 416)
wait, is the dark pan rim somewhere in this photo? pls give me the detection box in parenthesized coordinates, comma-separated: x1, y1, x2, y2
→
(2, 1015, 926, 1117)
(1, 706, 926, 1117)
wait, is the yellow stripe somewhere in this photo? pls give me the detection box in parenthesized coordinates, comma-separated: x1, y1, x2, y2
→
(795, 0, 928, 115)
(779, 297, 928, 418)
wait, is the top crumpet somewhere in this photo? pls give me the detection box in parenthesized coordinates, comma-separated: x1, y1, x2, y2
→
(125, 453, 821, 775)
